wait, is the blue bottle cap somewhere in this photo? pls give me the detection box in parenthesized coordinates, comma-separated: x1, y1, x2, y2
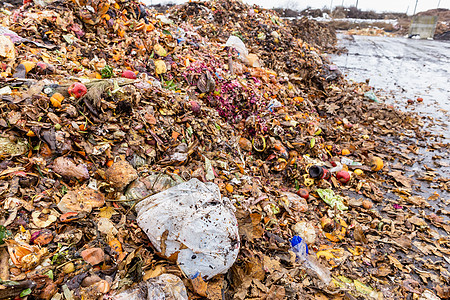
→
(290, 236, 308, 254)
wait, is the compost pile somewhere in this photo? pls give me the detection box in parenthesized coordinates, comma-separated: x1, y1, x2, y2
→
(169, 1, 339, 88)
(0, 0, 449, 299)
(288, 17, 338, 52)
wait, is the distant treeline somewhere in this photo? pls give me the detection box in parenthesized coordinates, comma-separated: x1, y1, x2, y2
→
(273, 6, 408, 19)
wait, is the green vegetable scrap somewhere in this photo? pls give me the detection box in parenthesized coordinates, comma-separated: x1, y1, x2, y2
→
(0, 225, 11, 244)
(316, 189, 348, 211)
(101, 65, 113, 78)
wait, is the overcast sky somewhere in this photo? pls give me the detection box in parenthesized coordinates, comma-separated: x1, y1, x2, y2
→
(144, 0, 450, 14)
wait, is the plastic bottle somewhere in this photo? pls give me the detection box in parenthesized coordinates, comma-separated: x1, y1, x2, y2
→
(308, 166, 331, 180)
(290, 236, 331, 285)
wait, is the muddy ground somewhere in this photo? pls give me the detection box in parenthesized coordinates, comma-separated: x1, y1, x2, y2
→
(330, 34, 450, 290)
(331, 32, 450, 229)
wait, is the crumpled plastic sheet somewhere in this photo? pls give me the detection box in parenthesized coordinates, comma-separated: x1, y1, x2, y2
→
(136, 178, 240, 280)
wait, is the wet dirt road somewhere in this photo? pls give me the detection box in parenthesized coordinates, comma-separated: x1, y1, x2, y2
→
(331, 33, 450, 181)
(331, 34, 450, 141)
(330, 34, 450, 290)
(332, 34, 450, 229)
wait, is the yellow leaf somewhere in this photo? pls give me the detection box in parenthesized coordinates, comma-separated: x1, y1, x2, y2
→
(21, 61, 36, 73)
(325, 226, 346, 242)
(99, 206, 116, 219)
(388, 255, 405, 272)
(316, 250, 337, 260)
(331, 278, 346, 289)
(347, 246, 364, 256)
(29, 48, 40, 55)
(143, 264, 165, 281)
(354, 280, 373, 295)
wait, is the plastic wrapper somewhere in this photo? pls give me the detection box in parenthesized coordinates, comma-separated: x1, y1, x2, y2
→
(292, 221, 316, 244)
(0, 25, 22, 43)
(135, 179, 240, 279)
(125, 173, 180, 206)
(364, 90, 379, 102)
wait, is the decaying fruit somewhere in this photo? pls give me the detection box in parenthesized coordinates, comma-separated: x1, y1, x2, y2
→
(354, 169, 364, 176)
(122, 70, 137, 79)
(50, 92, 64, 108)
(189, 100, 201, 115)
(36, 62, 56, 74)
(30, 229, 53, 246)
(341, 148, 350, 156)
(239, 137, 252, 152)
(321, 216, 335, 232)
(336, 170, 350, 184)
(68, 82, 87, 99)
(370, 156, 384, 172)
(105, 160, 138, 190)
(362, 199, 373, 209)
(296, 188, 309, 199)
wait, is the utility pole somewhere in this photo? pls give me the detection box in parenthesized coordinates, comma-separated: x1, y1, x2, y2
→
(437, 0, 441, 8)
(356, 0, 358, 9)
(413, 0, 419, 15)
(330, 0, 333, 10)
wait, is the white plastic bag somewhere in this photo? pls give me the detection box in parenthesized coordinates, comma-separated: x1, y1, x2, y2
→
(225, 36, 248, 59)
(136, 179, 240, 280)
(111, 274, 188, 300)
(225, 36, 262, 67)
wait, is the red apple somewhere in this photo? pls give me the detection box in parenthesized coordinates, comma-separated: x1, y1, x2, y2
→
(336, 170, 350, 184)
(68, 82, 87, 99)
